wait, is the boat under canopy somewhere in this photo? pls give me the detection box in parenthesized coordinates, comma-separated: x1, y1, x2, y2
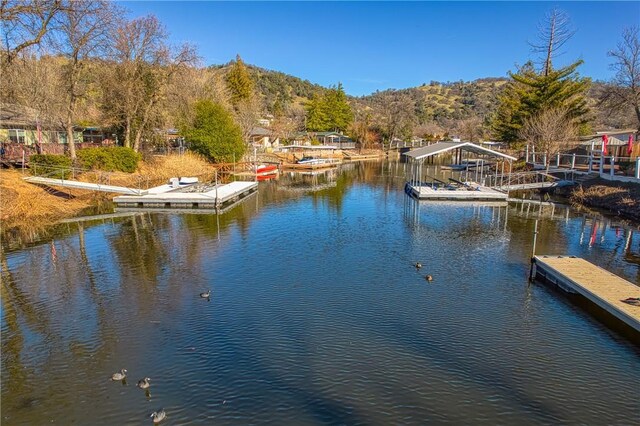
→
(403, 142, 516, 201)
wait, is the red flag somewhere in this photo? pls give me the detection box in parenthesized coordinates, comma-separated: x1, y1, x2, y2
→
(628, 134, 634, 156)
(602, 134, 608, 155)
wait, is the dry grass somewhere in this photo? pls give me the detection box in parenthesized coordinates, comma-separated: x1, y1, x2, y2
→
(0, 169, 93, 230)
(1, 153, 216, 233)
(106, 152, 216, 188)
(570, 179, 640, 221)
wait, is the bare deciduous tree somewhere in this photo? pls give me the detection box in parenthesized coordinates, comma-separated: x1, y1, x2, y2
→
(456, 116, 484, 142)
(601, 26, 640, 134)
(57, 0, 119, 159)
(529, 7, 575, 76)
(234, 95, 262, 145)
(1, 0, 63, 62)
(519, 107, 577, 171)
(103, 15, 197, 151)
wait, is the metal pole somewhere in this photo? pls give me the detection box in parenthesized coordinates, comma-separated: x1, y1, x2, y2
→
(599, 154, 604, 176)
(529, 219, 539, 281)
(571, 153, 576, 170)
(610, 156, 615, 177)
(636, 158, 640, 179)
(215, 169, 219, 209)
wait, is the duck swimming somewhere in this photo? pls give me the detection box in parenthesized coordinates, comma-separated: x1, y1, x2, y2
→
(111, 369, 127, 381)
(150, 408, 166, 423)
(200, 290, 211, 298)
(137, 377, 151, 389)
(415, 262, 422, 269)
(425, 275, 433, 282)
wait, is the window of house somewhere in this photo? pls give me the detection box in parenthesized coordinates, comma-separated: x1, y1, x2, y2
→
(8, 129, 26, 144)
(58, 132, 67, 144)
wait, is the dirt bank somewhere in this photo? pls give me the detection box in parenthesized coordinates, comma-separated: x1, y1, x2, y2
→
(570, 178, 640, 222)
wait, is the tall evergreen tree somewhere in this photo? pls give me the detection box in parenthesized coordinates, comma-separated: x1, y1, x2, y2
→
(492, 60, 590, 143)
(225, 54, 254, 106)
(305, 93, 330, 131)
(305, 83, 353, 132)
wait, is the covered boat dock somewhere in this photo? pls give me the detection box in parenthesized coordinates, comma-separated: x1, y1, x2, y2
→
(404, 142, 516, 201)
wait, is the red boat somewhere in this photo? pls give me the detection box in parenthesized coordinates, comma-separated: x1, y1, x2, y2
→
(255, 164, 279, 175)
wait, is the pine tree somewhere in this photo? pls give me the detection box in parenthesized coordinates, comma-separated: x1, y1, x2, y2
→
(306, 94, 330, 131)
(326, 83, 353, 132)
(491, 61, 590, 143)
(305, 83, 353, 132)
(225, 54, 254, 106)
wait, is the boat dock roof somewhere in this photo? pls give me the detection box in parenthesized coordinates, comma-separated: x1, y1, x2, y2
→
(404, 142, 517, 161)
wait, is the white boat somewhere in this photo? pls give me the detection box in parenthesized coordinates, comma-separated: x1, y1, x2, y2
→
(296, 156, 327, 165)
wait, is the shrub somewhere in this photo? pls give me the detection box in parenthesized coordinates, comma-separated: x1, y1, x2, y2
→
(29, 154, 72, 179)
(77, 147, 141, 172)
(182, 100, 245, 163)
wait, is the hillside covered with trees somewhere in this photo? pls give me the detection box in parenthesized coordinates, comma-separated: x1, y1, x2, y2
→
(1, 1, 638, 161)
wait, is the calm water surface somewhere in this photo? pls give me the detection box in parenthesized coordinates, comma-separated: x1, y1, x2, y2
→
(2, 161, 639, 425)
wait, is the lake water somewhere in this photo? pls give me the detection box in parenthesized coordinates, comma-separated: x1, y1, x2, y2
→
(2, 161, 639, 425)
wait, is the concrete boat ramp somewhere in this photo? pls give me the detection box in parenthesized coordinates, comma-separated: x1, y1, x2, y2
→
(114, 180, 258, 211)
(533, 255, 640, 336)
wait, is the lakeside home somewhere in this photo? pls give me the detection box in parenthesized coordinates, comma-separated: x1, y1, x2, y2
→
(293, 131, 355, 149)
(0, 103, 112, 163)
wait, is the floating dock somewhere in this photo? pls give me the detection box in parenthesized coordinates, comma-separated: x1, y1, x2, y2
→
(113, 181, 258, 210)
(406, 183, 508, 201)
(533, 255, 640, 334)
(281, 161, 341, 171)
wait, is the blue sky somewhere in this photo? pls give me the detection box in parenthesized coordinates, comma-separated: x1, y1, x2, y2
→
(121, 1, 640, 96)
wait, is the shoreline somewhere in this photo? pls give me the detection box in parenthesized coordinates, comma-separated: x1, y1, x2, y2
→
(567, 177, 640, 223)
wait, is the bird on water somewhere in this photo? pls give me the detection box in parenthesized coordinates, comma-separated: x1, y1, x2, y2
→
(111, 369, 127, 381)
(137, 377, 151, 389)
(415, 262, 422, 269)
(200, 290, 211, 299)
(150, 408, 166, 423)
(425, 275, 433, 281)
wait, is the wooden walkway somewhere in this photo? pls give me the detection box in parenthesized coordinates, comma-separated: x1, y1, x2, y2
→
(533, 255, 640, 333)
(23, 176, 146, 195)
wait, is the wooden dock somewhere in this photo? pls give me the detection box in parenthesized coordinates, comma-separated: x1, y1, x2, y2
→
(533, 255, 640, 333)
(281, 161, 340, 171)
(113, 181, 258, 210)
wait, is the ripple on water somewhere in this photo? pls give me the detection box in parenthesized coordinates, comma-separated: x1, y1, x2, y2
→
(2, 165, 640, 425)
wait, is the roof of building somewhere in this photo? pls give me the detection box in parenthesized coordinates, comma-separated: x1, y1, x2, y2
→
(250, 126, 272, 136)
(579, 136, 627, 146)
(404, 141, 517, 161)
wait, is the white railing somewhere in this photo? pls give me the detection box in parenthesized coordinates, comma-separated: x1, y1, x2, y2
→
(524, 151, 640, 180)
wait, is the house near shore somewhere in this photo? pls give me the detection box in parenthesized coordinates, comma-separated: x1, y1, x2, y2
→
(293, 131, 355, 149)
(579, 135, 632, 158)
(0, 103, 82, 147)
(0, 103, 111, 163)
(250, 126, 280, 148)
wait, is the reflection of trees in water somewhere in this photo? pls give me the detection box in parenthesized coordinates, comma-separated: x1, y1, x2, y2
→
(1, 251, 39, 397)
(109, 214, 170, 286)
